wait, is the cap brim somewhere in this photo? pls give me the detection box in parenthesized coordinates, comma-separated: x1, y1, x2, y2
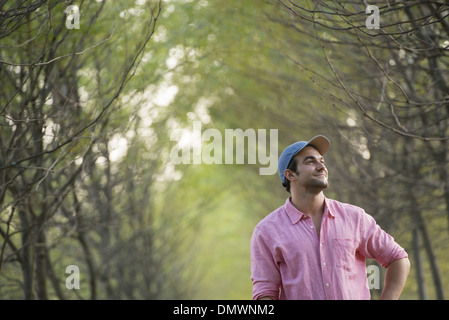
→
(306, 135, 330, 156)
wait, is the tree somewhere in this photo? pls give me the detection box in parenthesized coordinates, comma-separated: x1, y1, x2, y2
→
(0, 0, 180, 299)
(267, 0, 449, 299)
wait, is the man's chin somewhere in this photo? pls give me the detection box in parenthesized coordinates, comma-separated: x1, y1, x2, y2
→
(306, 181, 328, 193)
(313, 176, 328, 187)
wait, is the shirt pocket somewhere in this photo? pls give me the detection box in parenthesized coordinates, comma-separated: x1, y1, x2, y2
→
(333, 238, 357, 274)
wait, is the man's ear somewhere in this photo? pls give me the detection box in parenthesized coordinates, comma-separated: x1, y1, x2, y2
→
(284, 169, 297, 182)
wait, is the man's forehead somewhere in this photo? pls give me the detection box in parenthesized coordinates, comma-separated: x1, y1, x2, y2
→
(294, 146, 323, 160)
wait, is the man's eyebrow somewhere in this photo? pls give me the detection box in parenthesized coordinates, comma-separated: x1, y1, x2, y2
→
(302, 155, 324, 163)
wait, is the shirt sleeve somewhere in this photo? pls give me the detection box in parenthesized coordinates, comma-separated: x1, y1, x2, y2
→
(250, 225, 281, 300)
(358, 210, 408, 268)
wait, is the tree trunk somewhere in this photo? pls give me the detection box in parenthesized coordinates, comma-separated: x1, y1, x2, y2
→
(412, 227, 427, 300)
(35, 226, 48, 300)
(18, 208, 35, 300)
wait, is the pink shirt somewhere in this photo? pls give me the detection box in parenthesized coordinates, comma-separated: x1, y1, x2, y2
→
(250, 197, 408, 300)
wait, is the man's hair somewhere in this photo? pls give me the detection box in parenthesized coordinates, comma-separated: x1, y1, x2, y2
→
(283, 144, 319, 193)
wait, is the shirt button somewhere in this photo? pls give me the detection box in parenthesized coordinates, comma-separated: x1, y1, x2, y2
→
(325, 283, 330, 287)
(310, 225, 314, 229)
(323, 262, 326, 266)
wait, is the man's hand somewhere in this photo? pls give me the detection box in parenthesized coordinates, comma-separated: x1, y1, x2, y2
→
(380, 257, 410, 300)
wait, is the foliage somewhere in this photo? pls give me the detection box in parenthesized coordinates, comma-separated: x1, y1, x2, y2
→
(1, 0, 448, 300)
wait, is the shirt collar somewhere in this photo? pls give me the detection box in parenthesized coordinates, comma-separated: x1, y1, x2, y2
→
(284, 196, 336, 225)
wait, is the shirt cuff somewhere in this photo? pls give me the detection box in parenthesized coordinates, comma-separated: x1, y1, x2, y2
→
(252, 281, 280, 300)
(380, 245, 408, 268)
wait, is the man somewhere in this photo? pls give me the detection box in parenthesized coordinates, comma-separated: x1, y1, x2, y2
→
(250, 135, 410, 300)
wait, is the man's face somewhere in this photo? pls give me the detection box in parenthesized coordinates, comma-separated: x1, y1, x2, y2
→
(287, 146, 329, 192)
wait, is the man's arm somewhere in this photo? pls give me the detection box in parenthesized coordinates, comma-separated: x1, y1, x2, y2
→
(380, 257, 410, 300)
(250, 227, 281, 300)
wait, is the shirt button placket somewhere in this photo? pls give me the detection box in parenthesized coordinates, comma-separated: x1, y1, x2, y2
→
(320, 239, 332, 299)
(320, 259, 329, 289)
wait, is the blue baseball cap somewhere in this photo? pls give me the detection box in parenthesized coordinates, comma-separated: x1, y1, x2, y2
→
(278, 135, 331, 186)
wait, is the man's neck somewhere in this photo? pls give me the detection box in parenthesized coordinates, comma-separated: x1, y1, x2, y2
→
(290, 191, 325, 218)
